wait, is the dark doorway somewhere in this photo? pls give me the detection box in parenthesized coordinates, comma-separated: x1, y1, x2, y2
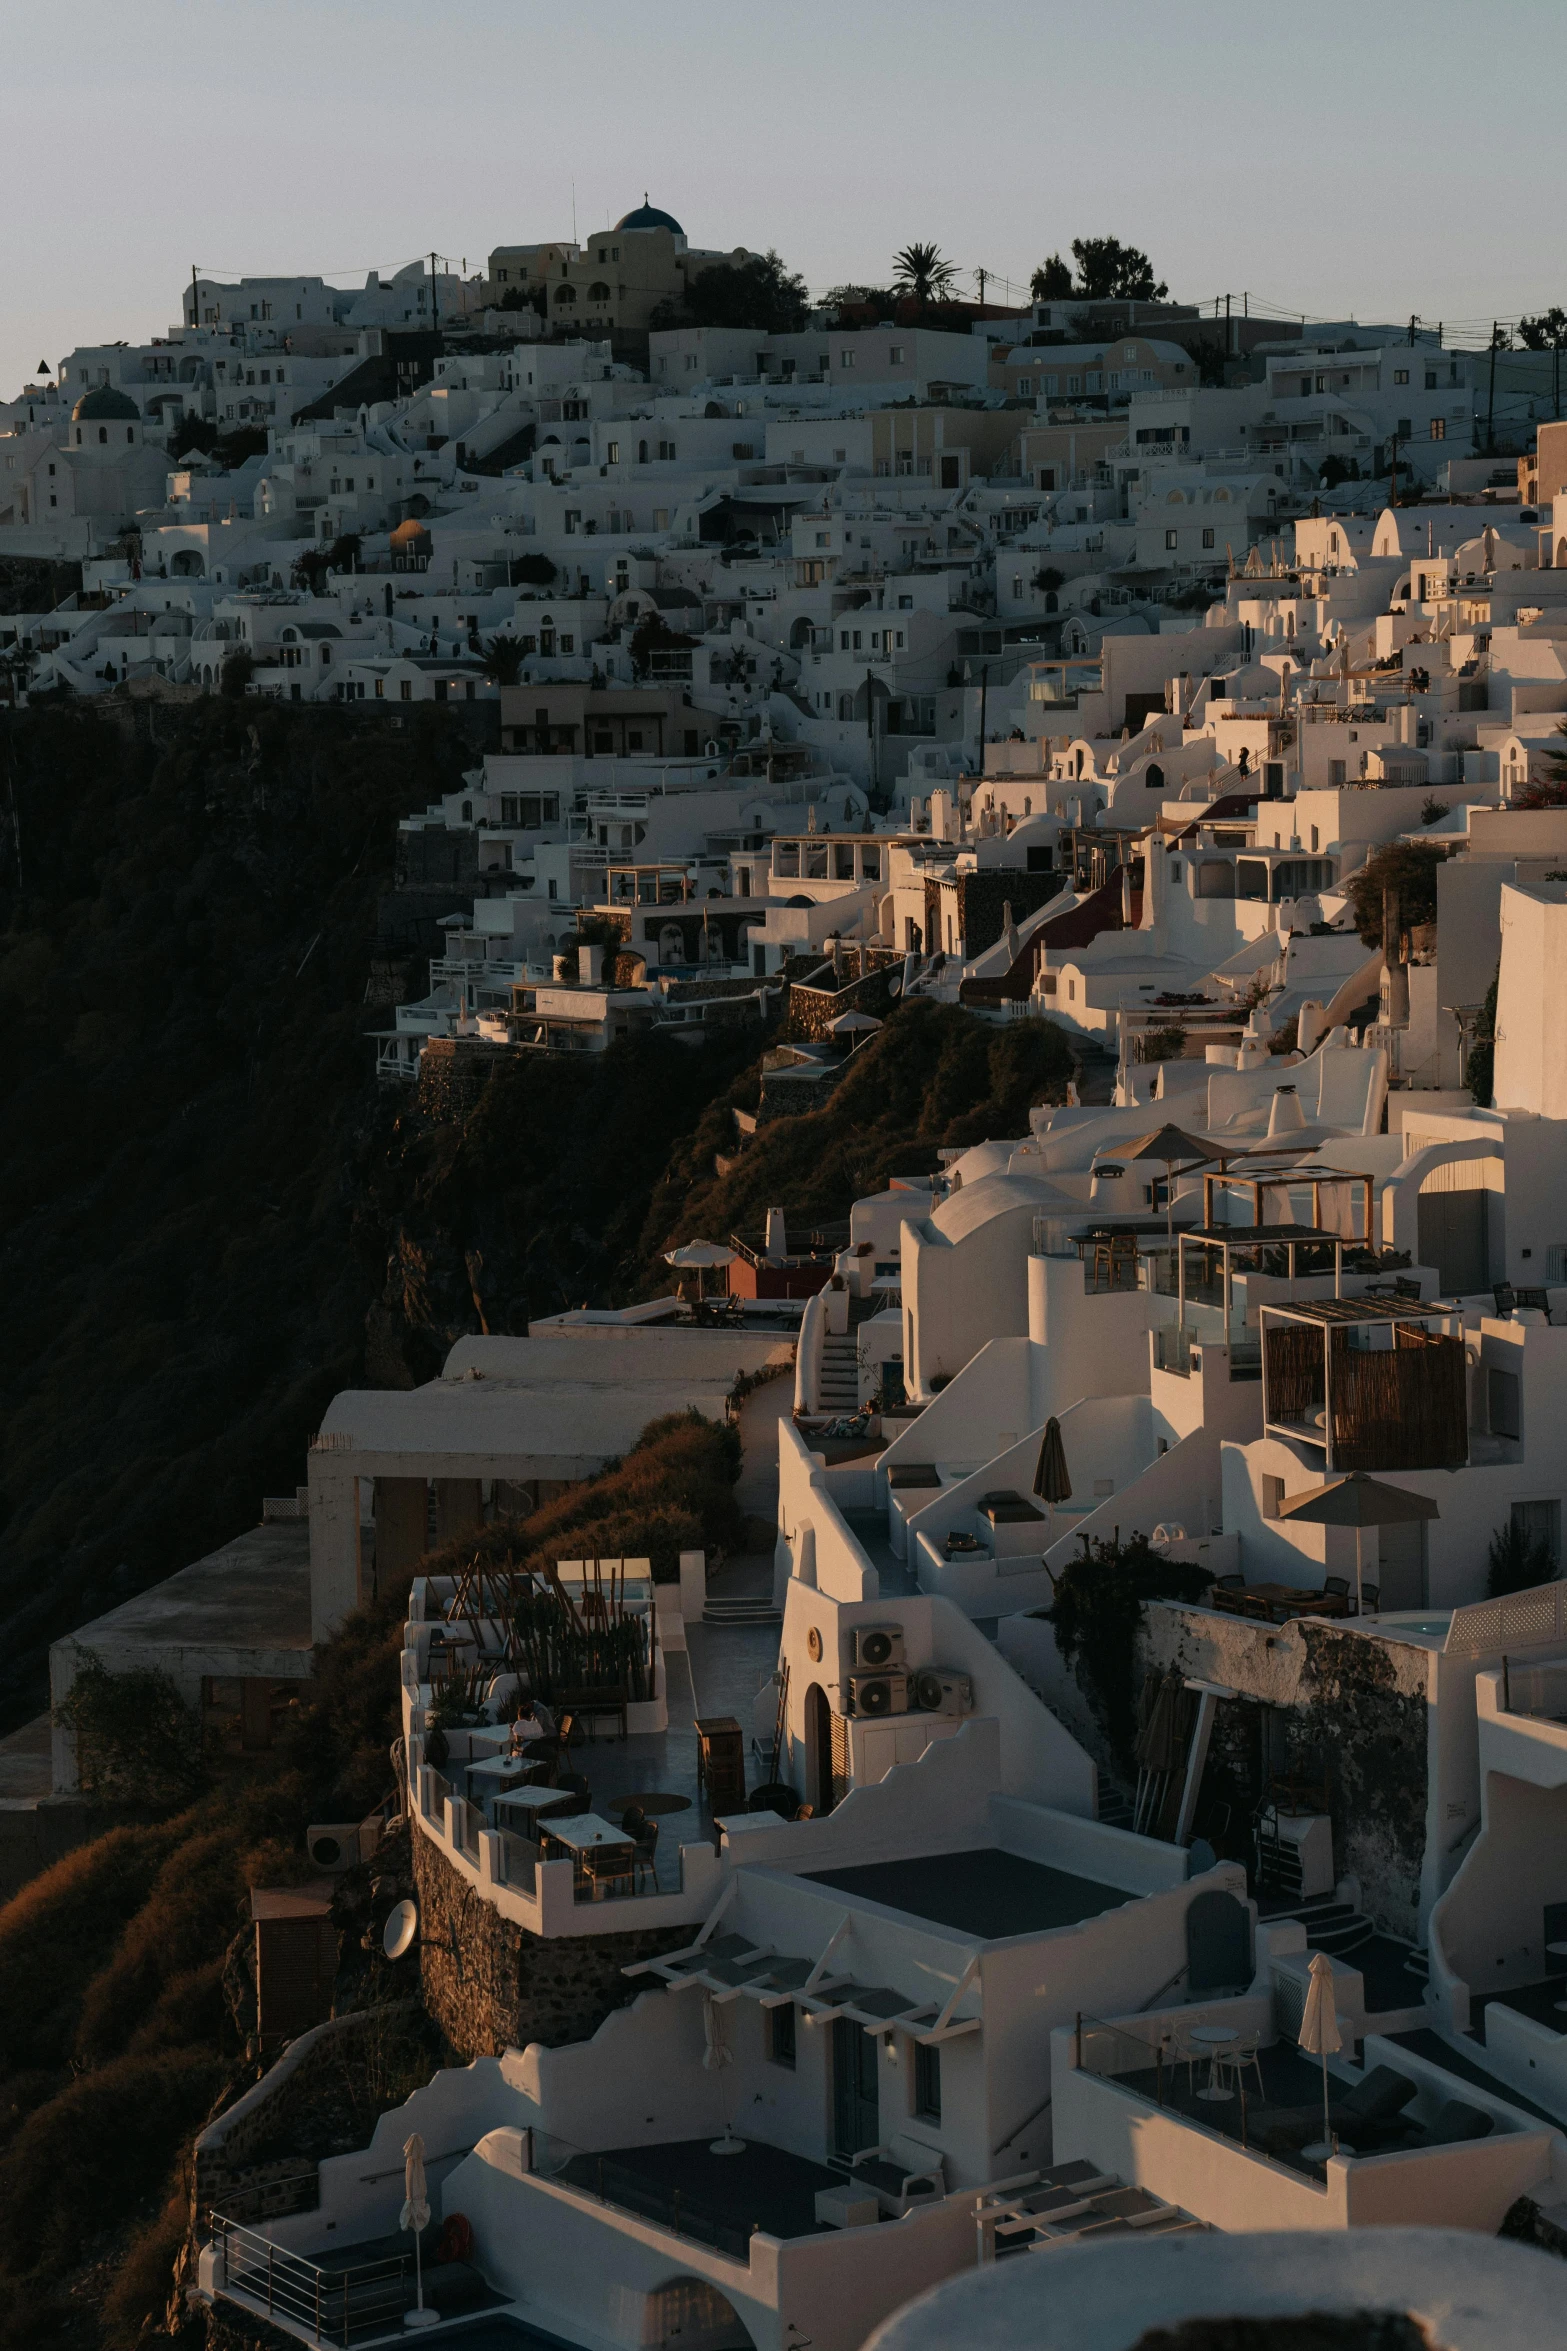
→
(804, 1682, 833, 1815)
(832, 2014, 880, 2159)
(1417, 1185, 1488, 1296)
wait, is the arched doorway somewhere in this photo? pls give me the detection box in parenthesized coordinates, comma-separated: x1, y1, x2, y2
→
(647, 2277, 754, 2350)
(803, 1681, 834, 1815)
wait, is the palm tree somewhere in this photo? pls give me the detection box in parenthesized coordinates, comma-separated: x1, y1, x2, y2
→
(484, 633, 526, 688)
(892, 243, 957, 314)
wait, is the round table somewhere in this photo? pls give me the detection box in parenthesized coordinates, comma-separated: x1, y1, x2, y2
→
(1188, 2022, 1238, 2101)
(604, 1791, 692, 1818)
(1548, 1940, 1567, 2013)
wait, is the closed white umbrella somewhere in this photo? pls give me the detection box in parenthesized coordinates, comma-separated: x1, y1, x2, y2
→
(1297, 1951, 1344, 2161)
(401, 2131, 440, 2328)
(703, 1992, 745, 2156)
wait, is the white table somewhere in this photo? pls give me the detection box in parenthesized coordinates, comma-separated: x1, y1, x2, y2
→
(466, 1753, 545, 1824)
(1188, 2022, 1238, 2101)
(541, 1810, 637, 1898)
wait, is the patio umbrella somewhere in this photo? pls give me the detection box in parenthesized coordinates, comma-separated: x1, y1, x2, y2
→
(1276, 1475, 1439, 1615)
(1116, 1124, 1219, 1245)
(400, 2132, 440, 2328)
(1032, 1416, 1072, 1575)
(1297, 1951, 1344, 2162)
(703, 1992, 745, 2157)
(829, 1009, 882, 1037)
(664, 1239, 737, 1301)
(1133, 1668, 1185, 1835)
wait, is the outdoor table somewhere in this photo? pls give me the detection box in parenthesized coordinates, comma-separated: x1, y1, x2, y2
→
(541, 1810, 637, 1899)
(465, 1753, 546, 1823)
(1548, 1941, 1567, 2013)
(495, 1787, 582, 1840)
(1189, 2022, 1238, 2101)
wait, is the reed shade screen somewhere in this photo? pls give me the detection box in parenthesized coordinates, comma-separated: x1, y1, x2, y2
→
(1263, 1321, 1327, 1426)
(1329, 1322, 1467, 1471)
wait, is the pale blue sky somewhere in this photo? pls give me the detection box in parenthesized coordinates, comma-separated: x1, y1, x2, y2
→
(4, 0, 1563, 398)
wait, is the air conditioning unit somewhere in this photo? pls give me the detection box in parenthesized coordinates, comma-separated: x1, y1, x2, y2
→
(851, 1625, 906, 1671)
(912, 1669, 975, 1718)
(307, 1814, 384, 1874)
(847, 1671, 911, 1719)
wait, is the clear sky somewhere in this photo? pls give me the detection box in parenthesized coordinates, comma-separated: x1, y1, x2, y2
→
(4, 0, 1564, 399)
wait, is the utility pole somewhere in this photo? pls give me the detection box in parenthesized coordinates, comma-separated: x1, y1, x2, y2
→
(430, 251, 440, 336)
(1388, 429, 1399, 510)
(191, 261, 200, 331)
(1409, 313, 1417, 347)
(1487, 323, 1500, 453)
(865, 665, 877, 796)
(977, 661, 990, 776)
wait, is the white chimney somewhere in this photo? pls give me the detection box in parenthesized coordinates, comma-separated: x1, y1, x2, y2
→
(582, 942, 605, 985)
(764, 1207, 788, 1261)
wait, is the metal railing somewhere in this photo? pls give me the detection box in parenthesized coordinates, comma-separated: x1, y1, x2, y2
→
(209, 2212, 411, 2345)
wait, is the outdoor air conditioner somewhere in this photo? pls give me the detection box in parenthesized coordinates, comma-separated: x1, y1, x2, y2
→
(846, 1671, 910, 1719)
(912, 1670, 975, 1718)
(851, 1625, 906, 1671)
(307, 1814, 384, 1874)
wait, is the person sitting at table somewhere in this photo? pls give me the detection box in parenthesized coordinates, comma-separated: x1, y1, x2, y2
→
(509, 1699, 556, 1753)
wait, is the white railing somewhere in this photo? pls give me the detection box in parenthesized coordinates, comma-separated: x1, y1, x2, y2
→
(1446, 1581, 1567, 1658)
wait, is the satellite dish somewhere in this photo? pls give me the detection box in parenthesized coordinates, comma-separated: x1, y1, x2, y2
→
(383, 1899, 419, 1961)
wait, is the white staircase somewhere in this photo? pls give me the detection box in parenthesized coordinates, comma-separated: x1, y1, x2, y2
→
(818, 1332, 860, 1410)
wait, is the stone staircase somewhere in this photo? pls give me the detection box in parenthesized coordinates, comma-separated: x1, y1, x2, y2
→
(701, 1592, 781, 1626)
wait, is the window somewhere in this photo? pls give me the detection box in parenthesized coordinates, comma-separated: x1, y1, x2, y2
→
(768, 2003, 797, 2068)
(1328, 759, 1346, 787)
(1430, 418, 1446, 441)
(1512, 1499, 1560, 1562)
(1425, 370, 1438, 390)
(1017, 377, 1034, 397)
(1262, 1475, 1285, 1521)
(841, 349, 855, 368)
(1396, 417, 1412, 440)
(889, 345, 904, 363)
(1202, 527, 1215, 548)
(606, 440, 619, 464)
(816, 531, 831, 549)
(1166, 529, 1178, 550)
(1393, 368, 1409, 385)
(914, 2041, 941, 2123)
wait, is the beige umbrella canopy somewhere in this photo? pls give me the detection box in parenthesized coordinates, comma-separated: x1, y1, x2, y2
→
(664, 1239, 737, 1300)
(1277, 1475, 1439, 1613)
(1112, 1125, 1219, 1241)
(1298, 1950, 1345, 2161)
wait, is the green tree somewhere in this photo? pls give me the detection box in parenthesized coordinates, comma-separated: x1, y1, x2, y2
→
(218, 646, 253, 699)
(1069, 237, 1167, 301)
(52, 1652, 204, 1810)
(1487, 1515, 1558, 1597)
(1518, 307, 1567, 352)
(1514, 716, 1567, 809)
(509, 552, 557, 589)
(892, 243, 958, 313)
(484, 633, 526, 687)
(651, 250, 808, 335)
(1031, 254, 1074, 300)
(1467, 960, 1500, 1106)
(1342, 840, 1449, 945)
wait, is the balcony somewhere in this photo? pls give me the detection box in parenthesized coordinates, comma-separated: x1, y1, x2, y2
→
(1262, 1299, 1468, 1472)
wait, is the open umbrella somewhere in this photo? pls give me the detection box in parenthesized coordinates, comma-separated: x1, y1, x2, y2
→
(829, 1009, 882, 1038)
(664, 1239, 737, 1301)
(1116, 1124, 1219, 1246)
(400, 2132, 440, 2328)
(1297, 1950, 1345, 2162)
(1276, 1474, 1439, 1615)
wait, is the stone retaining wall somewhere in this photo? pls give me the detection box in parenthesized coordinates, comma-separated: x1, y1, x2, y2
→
(411, 1831, 691, 2058)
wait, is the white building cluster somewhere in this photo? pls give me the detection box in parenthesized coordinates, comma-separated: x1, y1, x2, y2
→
(24, 207, 1567, 2348)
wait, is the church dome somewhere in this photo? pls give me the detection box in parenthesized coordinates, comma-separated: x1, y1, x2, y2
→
(72, 384, 140, 423)
(615, 199, 683, 234)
